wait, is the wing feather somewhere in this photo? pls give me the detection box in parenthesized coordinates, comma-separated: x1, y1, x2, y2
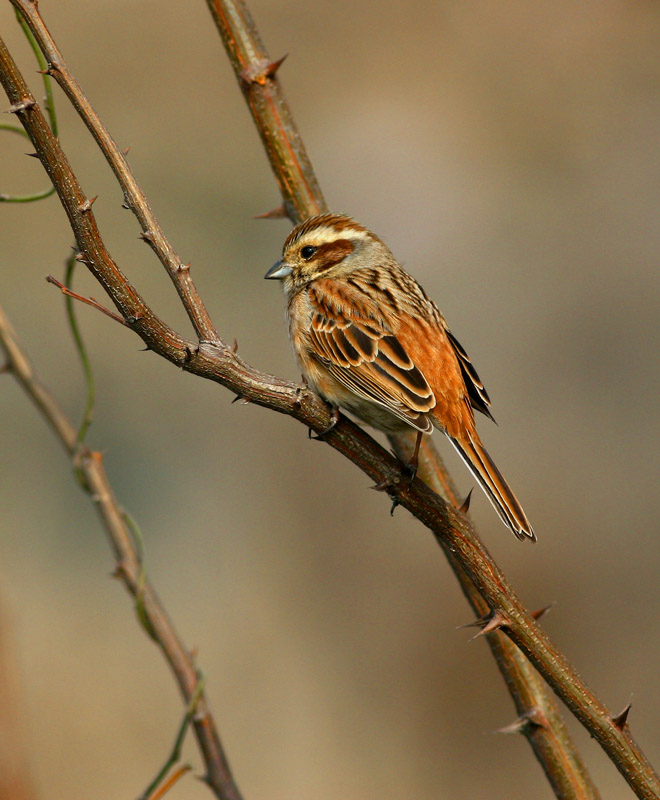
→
(308, 304, 436, 432)
(445, 328, 494, 421)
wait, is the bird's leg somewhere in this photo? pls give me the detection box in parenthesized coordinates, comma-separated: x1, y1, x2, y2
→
(371, 431, 423, 512)
(309, 404, 340, 439)
(402, 430, 423, 484)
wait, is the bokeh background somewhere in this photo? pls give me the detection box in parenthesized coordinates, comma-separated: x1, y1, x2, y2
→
(2, 1, 660, 798)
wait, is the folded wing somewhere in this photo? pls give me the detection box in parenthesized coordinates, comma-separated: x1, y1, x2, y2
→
(310, 312, 436, 433)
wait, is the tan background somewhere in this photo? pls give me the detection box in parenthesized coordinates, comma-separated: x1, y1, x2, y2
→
(1, 1, 660, 798)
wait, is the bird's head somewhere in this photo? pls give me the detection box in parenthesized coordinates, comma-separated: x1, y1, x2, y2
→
(265, 213, 389, 292)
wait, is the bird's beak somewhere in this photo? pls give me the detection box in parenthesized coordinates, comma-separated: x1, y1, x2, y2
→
(264, 259, 293, 280)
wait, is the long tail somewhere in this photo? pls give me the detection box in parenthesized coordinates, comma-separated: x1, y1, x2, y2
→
(449, 431, 535, 541)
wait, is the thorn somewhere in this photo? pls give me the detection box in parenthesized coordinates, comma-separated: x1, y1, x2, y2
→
(611, 702, 632, 731)
(459, 488, 473, 514)
(231, 393, 250, 405)
(531, 602, 555, 621)
(123, 145, 131, 155)
(370, 478, 392, 492)
(231, 338, 238, 353)
(254, 205, 287, 220)
(495, 706, 548, 735)
(177, 262, 190, 273)
(121, 201, 130, 210)
(7, 98, 35, 114)
(265, 54, 288, 79)
(139, 230, 155, 244)
(25, 151, 39, 159)
(239, 55, 288, 88)
(112, 561, 129, 581)
(389, 497, 400, 516)
(77, 195, 98, 213)
(37, 63, 59, 76)
(460, 609, 509, 641)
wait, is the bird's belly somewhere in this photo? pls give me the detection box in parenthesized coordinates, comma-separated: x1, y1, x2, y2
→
(304, 360, 410, 433)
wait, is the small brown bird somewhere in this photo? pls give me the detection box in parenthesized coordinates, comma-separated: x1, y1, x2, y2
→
(266, 213, 534, 540)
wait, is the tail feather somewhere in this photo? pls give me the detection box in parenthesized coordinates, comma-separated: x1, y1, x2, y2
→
(449, 432, 535, 541)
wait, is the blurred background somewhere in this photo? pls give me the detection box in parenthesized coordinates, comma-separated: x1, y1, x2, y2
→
(1, 1, 660, 798)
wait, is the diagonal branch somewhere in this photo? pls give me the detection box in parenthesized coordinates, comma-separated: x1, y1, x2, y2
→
(9, 0, 218, 344)
(0, 305, 242, 800)
(205, 0, 603, 796)
(2, 7, 659, 800)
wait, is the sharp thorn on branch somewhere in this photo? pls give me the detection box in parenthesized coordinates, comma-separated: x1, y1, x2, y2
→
(266, 54, 288, 79)
(460, 609, 509, 640)
(78, 195, 98, 213)
(494, 706, 548, 735)
(177, 262, 191, 273)
(459, 488, 473, 514)
(231, 339, 238, 353)
(611, 702, 632, 731)
(240, 54, 288, 89)
(25, 151, 39, 159)
(531, 602, 556, 621)
(254, 205, 287, 220)
(7, 98, 35, 114)
(389, 497, 400, 516)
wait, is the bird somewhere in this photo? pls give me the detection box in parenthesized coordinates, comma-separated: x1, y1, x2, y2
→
(265, 213, 534, 541)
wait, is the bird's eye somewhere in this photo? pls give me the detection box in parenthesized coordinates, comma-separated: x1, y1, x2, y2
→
(300, 245, 317, 260)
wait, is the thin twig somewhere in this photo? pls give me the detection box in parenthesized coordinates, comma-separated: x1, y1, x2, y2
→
(0, 304, 242, 800)
(62, 249, 96, 443)
(10, 0, 218, 344)
(0, 8, 55, 203)
(46, 274, 129, 328)
(139, 677, 205, 800)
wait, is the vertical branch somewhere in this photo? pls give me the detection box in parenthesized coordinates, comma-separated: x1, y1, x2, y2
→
(206, 0, 326, 222)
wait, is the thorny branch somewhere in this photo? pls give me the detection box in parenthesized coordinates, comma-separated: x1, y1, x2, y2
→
(1, 1, 659, 799)
(0, 303, 242, 800)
